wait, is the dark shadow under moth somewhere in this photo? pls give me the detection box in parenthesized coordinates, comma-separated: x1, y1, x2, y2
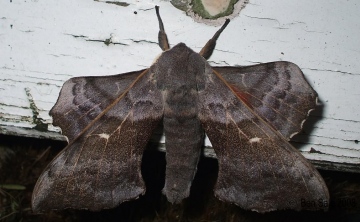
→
(32, 6, 329, 213)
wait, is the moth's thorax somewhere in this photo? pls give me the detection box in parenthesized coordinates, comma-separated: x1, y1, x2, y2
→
(153, 43, 207, 119)
(154, 43, 206, 90)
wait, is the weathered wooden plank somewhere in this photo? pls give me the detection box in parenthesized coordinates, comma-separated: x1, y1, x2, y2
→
(0, 0, 359, 172)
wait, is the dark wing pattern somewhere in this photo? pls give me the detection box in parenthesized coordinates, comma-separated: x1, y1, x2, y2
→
(198, 63, 328, 212)
(32, 69, 163, 212)
(50, 70, 146, 141)
(213, 62, 317, 139)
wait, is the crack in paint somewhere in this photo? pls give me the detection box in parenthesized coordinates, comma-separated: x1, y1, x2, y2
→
(94, 0, 129, 7)
(303, 68, 359, 76)
(244, 15, 281, 26)
(86, 38, 128, 46)
(129, 39, 158, 45)
(65, 33, 128, 46)
(209, 60, 230, 66)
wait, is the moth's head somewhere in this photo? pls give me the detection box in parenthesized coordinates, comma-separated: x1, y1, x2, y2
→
(152, 42, 200, 66)
(166, 42, 192, 54)
(153, 42, 203, 68)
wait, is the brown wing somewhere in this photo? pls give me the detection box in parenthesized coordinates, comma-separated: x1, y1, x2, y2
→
(198, 63, 328, 212)
(50, 69, 146, 141)
(213, 62, 317, 139)
(32, 69, 163, 212)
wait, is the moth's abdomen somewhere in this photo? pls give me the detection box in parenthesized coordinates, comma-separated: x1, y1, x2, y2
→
(162, 115, 204, 203)
(162, 85, 204, 203)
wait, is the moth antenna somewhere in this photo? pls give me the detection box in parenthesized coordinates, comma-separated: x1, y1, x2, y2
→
(199, 19, 230, 60)
(155, 6, 170, 51)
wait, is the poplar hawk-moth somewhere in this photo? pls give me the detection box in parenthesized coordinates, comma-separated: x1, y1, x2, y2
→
(32, 6, 329, 213)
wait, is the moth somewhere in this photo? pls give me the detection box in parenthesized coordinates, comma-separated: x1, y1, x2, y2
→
(32, 6, 329, 213)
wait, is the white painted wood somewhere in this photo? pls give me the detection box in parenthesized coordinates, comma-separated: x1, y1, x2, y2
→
(1, 0, 359, 172)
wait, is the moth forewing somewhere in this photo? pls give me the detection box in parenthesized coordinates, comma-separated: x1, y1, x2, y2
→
(198, 69, 328, 212)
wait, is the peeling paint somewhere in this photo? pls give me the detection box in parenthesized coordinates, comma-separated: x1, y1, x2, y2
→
(0, 102, 30, 110)
(171, 0, 189, 12)
(24, 88, 48, 132)
(309, 147, 324, 154)
(192, 0, 235, 19)
(171, 0, 248, 26)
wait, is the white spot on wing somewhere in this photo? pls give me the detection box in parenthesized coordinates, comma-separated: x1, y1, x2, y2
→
(249, 137, 261, 143)
(289, 131, 300, 139)
(98, 133, 110, 140)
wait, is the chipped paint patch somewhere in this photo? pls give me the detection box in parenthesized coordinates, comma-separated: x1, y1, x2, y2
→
(192, 0, 234, 18)
(171, 0, 248, 26)
(201, 0, 231, 16)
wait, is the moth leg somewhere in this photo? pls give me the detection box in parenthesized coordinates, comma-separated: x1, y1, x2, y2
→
(155, 6, 170, 51)
(199, 19, 230, 60)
